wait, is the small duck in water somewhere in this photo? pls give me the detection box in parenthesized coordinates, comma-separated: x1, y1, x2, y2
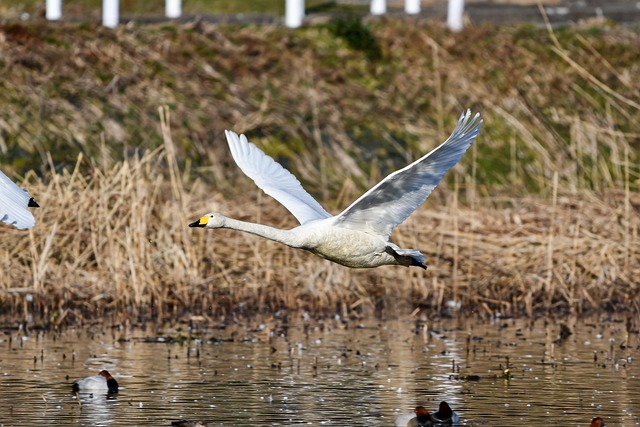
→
(72, 370, 118, 394)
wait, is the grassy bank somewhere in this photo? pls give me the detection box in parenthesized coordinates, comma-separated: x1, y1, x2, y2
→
(0, 18, 638, 323)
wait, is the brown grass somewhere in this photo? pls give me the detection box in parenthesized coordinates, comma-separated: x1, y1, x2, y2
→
(0, 18, 638, 323)
(1, 124, 637, 323)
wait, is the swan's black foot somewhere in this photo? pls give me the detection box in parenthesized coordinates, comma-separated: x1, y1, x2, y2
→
(385, 246, 428, 269)
(28, 197, 39, 208)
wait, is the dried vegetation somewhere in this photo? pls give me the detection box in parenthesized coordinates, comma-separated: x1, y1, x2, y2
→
(0, 17, 638, 323)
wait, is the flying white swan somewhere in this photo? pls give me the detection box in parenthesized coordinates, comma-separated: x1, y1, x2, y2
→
(190, 110, 482, 269)
(0, 168, 39, 229)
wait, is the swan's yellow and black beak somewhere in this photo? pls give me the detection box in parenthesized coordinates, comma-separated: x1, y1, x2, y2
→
(189, 216, 208, 228)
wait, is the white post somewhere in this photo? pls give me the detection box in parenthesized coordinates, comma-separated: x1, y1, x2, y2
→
(447, 0, 465, 32)
(103, 0, 119, 28)
(46, 0, 62, 20)
(405, 0, 420, 15)
(166, 0, 181, 18)
(371, 0, 386, 15)
(285, 0, 304, 28)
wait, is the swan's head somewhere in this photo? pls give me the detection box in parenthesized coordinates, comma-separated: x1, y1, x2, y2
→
(189, 213, 225, 229)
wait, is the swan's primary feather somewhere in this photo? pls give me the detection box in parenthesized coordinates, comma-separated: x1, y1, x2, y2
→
(225, 130, 332, 225)
(0, 169, 36, 230)
(333, 110, 482, 238)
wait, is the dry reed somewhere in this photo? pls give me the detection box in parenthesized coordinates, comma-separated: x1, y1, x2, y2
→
(1, 138, 637, 323)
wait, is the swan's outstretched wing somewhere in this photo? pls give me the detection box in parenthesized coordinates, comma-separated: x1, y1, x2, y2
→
(0, 169, 36, 229)
(334, 110, 482, 238)
(225, 130, 332, 225)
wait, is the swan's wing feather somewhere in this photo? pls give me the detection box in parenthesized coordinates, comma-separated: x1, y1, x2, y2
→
(225, 130, 332, 224)
(334, 110, 482, 237)
(0, 169, 35, 229)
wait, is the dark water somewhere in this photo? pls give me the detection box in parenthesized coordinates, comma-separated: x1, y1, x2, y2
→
(0, 314, 638, 426)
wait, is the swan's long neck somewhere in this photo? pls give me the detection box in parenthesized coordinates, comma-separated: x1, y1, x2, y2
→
(222, 216, 302, 248)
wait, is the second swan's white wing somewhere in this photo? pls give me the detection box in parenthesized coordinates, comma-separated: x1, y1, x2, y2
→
(225, 130, 332, 225)
(0, 169, 36, 229)
(334, 110, 482, 238)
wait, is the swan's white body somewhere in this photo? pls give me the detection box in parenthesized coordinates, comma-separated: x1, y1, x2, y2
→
(0, 168, 38, 229)
(191, 110, 482, 269)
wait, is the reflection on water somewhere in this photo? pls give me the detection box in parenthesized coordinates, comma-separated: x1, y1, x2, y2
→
(0, 314, 638, 426)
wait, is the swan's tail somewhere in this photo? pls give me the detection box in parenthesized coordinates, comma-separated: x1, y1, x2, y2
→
(385, 246, 428, 270)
